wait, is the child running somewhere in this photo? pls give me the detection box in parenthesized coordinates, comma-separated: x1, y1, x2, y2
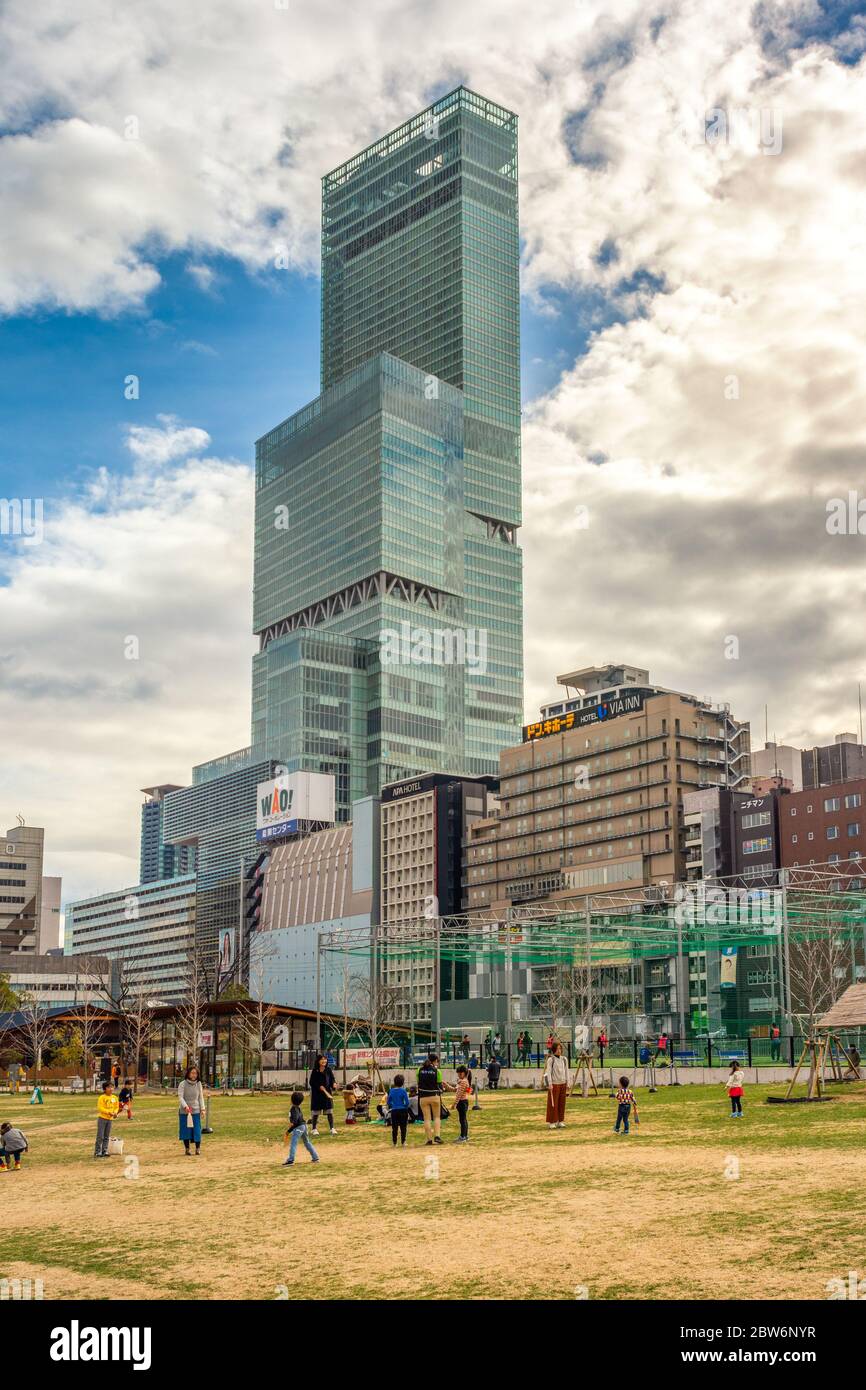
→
(613, 1076, 638, 1135)
(387, 1073, 410, 1147)
(117, 1081, 134, 1120)
(725, 1061, 745, 1118)
(453, 1065, 472, 1144)
(0, 1121, 28, 1170)
(283, 1090, 319, 1166)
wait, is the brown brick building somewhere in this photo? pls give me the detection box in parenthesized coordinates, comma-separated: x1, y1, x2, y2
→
(778, 777, 866, 882)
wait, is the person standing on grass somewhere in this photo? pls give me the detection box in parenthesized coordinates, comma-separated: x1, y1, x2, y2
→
(309, 1054, 338, 1136)
(523, 1031, 534, 1067)
(725, 1061, 745, 1118)
(95, 1080, 118, 1158)
(417, 1054, 446, 1145)
(598, 1028, 608, 1067)
(178, 1065, 206, 1155)
(387, 1073, 410, 1148)
(544, 1041, 570, 1130)
(613, 1076, 638, 1135)
(770, 1022, 781, 1062)
(486, 1054, 502, 1090)
(453, 1065, 472, 1143)
(283, 1090, 319, 1167)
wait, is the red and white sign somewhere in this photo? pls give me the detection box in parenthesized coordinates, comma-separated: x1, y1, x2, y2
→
(340, 1047, 400, 1068)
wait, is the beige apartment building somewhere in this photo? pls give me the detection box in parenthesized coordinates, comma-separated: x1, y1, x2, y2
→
(465, 665, 750, 913)
(380, 774, 496, 1025)
(0, 823, 45, 953)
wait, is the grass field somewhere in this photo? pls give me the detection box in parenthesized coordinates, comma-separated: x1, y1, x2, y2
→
(3, 1082, 865, 1301)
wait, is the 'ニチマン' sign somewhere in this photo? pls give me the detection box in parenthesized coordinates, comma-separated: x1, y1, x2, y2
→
(523, 691, 647, 742)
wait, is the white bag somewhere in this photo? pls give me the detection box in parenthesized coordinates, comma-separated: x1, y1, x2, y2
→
(108, 1136, 124, 1156)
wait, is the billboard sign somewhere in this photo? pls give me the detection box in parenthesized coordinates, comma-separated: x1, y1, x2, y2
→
(523, 690, 647, 742)
(217, 928, 236, 986)
(256, 771, 336, 842)
(340, 1047, 400, 1069)
(720, 946, 738, 989)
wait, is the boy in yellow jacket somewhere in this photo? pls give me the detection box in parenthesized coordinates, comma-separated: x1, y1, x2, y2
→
(95, 1081, 119, 1158)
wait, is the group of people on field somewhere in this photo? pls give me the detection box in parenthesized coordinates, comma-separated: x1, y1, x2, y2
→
(15, 1015, 822, 1174)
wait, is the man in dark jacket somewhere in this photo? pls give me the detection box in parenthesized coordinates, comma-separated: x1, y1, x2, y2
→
(486, 1055, 502, 1090)
(417, 1055, 444, 1145)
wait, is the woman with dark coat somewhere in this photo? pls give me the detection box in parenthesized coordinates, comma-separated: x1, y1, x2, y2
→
(308, 1054, 338, 1136)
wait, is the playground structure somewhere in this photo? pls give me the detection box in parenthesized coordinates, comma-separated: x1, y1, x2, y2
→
(318, 863, 866, 1053)
(773, 982, 866, 1102)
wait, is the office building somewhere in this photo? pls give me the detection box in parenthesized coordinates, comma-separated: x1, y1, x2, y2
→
(801, 733, 866, 789)
(0, 952, 109, 1010)
(252, 86, 523, 806)
(140, 785, 194, 883)
(750, 742, 803, 791)
(379, 772, 497, 1023)
(682, 786, 788, 884)
(250, 797, 379, 1012)
(160, 88, 525, 980)
(65, 874, 196, 1004)
(0, 823, 44, 954)
(38, 875, 62, 953)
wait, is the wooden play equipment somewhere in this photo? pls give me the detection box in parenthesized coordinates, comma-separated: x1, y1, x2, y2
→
(569, 1049, 598, 1098)
(775, 984, 866, 1102)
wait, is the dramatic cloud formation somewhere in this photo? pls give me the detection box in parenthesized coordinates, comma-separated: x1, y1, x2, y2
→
(1, 0, 865, 899)
(0, 425, 254, 900)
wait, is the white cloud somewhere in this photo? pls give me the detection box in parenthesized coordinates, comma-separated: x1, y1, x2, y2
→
(0, 422, 254, 903)
(3, 0, 866, 899)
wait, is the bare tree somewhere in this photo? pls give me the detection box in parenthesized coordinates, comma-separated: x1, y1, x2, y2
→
(14, 995, 56, 1080)
(95, 951, 159, 1086)
(122, 993, 156, 1093)
(789, 924, 851, 1036)
(231, 939, 279, 1089)
(532, 963, 573, 1043)
(68, 992, 109, 1091)
(329, 958, 367, 1085)
(174, 950, 212, 1074)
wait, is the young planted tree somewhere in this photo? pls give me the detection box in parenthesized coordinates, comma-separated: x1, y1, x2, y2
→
(174, 949, 213, 1074)
(788, 920, 852, 1093)
(14, 994, 57, 1080)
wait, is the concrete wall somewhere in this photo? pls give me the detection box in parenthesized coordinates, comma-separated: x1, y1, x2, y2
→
(248, 1063, 815, 1091)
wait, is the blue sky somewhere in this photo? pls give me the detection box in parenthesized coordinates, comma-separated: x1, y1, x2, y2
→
(2, 0, 865, 904)
(0, 255, 586, 511)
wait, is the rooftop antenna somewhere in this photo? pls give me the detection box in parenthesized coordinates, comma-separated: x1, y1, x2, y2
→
(15, 813, 24, 827)
(859, 683, 863, 747)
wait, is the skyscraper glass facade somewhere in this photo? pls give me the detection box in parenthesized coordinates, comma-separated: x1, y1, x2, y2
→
(162, 87, 523, 974)
(254, 86, 523, 810)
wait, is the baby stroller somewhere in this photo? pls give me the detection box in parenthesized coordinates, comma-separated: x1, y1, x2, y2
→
(342, 1076, 373, 1123)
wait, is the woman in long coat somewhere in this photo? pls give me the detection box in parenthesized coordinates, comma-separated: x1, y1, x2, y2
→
(178, 1065, 206, 1155)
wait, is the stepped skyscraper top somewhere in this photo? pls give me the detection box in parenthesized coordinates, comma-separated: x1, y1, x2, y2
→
(252, 86, 524, 811)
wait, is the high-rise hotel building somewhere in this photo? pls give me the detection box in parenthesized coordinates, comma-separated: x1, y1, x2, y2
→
(465, 665, 751, 912)
(252, 87, 524, 812)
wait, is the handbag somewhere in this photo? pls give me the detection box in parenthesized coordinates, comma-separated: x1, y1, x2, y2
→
(108, 1136, 124, 1155)
(439, 1103, 450, 1120)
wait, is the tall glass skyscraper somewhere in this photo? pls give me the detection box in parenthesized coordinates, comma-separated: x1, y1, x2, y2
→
(161, 87, 524, 972)
(253, 87, 523, 816)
